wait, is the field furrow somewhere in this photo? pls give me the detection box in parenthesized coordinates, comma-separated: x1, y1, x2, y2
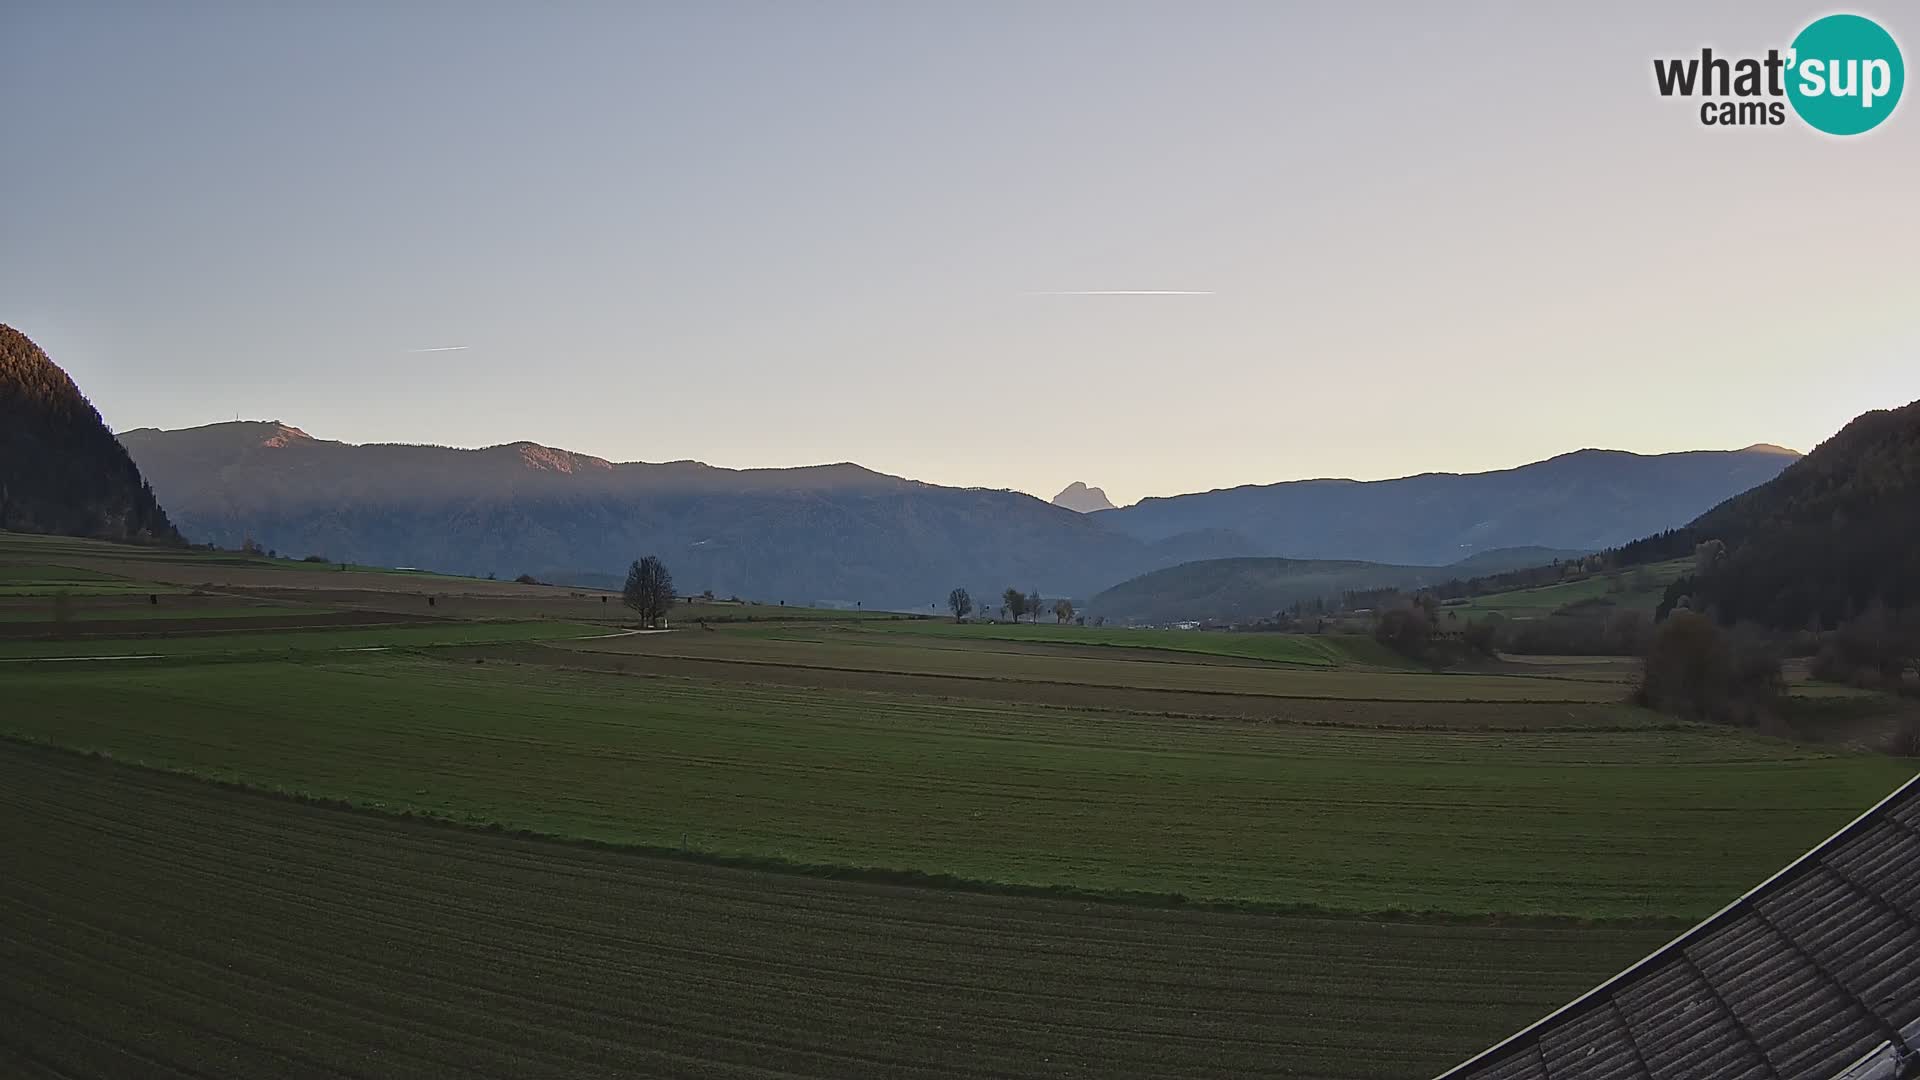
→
(6, 653, 1908, 916)
(0, 744, 1666, 1080)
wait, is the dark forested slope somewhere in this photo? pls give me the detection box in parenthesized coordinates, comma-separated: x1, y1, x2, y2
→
(0, 325, 178, 542)
(1088, 548, 1584, 624)
(1660, 399, 1920, 628)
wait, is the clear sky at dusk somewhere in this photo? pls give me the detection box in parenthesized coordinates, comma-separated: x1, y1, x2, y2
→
(5, 1, 1916, 505)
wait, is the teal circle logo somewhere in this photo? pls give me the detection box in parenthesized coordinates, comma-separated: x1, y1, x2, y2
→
(1787, 14, 1904, 135)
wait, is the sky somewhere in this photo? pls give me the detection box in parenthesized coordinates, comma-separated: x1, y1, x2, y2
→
(4, 1, 1917, 506)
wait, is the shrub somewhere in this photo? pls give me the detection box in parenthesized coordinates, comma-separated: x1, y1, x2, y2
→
(1461, 618, 1499, 657)
(1634, 613, 1783, 726)
(1810, 605, 1919, 690)
(1373, 605, 1434, 656)
(1495, 610, 1650, 656)
(1887, 714, 1920, 758)
(302, 554, 328, 563)
(514, 574, 540, 585)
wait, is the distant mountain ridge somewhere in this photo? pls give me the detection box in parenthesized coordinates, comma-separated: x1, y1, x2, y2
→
(119, 421, 1206, 606)
(0, 325, 178, 543)
(1093, 446, 1798, 565)
(120, 421, 1796, 608)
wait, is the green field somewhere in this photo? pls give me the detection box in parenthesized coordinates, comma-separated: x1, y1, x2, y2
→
(680, 599, 932, 622)
(0, 560, 190, 596)
(1445, 558, 1693, 619)
(0, 563, 129, 585)
(558, 627, 1633, 703)
(0, 529, 473, 579)
(4, 530, 1914, 1077)
(0, 529, 584, 597)
(6, 652, 1909, 916)
(0, 744, 1668, 1080)
(873, 619, 1405, 665)
(0, 620, 610, 659)
(0, 603, 323, 622)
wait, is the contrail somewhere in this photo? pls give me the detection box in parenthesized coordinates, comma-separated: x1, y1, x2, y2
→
(404, 345, 471, 353)
(1025, 290, 1215, 296)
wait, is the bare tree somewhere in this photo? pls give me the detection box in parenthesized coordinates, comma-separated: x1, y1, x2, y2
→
(948, 587, 973, 622)
(1053, 598, 1074, 624)
(1027, 590, 1042, 625)
(623, 556, 676, 628)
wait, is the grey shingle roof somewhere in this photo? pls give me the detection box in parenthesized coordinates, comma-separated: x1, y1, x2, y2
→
(1437, 773, 1920, 1080)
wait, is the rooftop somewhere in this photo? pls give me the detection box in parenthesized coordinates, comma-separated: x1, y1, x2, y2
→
(1437, 773, 1920, 1080)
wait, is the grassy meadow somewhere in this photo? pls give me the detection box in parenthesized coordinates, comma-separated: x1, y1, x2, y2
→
(0, 619, 612, 659)
(870, 618, 1407, 665)
(2, 529, 1914, 1077)
(15, 652, 1910, 915)
(557, 625, 1636, 703)
(1443, 557, 1694, 619)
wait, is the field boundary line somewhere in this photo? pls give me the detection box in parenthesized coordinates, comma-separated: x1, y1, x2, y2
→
(539, 645, 1615, 706)
(0, 653, 167, 663)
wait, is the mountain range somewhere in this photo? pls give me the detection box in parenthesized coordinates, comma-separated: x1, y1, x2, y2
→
(116, 420, 1799, 609)
(1094, 445, 1799, 566)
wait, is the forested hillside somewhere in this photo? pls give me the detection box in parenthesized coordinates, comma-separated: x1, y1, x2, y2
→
(0, 325, 178, 543)
(1660, 399, 1920, 629)
(1088, 549, 1583, 624)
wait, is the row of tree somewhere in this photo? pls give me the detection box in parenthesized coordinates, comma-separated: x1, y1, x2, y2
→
(945, 587, 1075, 624)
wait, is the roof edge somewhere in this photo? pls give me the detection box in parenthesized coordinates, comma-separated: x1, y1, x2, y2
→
(1828, 1015, 1920, 1080)
(1432, 770, 1920, 1080)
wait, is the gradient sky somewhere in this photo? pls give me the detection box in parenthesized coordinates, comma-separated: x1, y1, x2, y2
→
(5, 1, 1917, 505)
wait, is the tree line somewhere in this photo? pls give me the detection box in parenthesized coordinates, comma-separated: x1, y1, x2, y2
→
(945, 587, 1076, 624)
